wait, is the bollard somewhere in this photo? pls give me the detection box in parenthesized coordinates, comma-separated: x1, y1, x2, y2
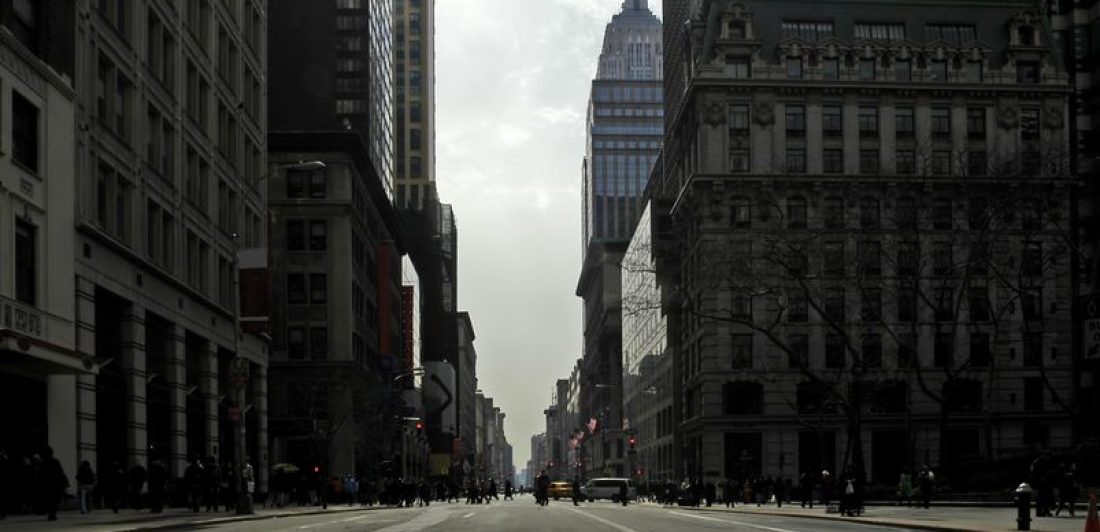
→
(1015, 482, 1033, 531)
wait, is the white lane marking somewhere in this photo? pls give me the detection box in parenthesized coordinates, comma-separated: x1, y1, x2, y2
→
(670, 510, 799, 532)
(463, 512, 475, 518)
(564, 506, 642, 532)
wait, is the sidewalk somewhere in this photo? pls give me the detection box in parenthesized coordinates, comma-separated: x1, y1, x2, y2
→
(672, 501, 1088, 532)
(0, 503, 387, 532)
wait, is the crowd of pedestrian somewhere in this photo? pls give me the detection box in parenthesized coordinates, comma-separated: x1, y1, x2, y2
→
(1029, 452, 1081, 518)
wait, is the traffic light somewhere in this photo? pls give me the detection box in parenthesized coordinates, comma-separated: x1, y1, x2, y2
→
(628, 436, 636, 448)
(415, 420, 424, 431)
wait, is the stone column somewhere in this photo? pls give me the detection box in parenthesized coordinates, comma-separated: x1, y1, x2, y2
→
(203, 342, 220, 459)
(48, 375, 78, 479)
(75, 276, 98, 466)
(122, 304, 148, 467)
(166, 323, 188, 478)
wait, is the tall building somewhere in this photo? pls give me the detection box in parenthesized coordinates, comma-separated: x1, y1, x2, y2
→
(268, 0, 393, 197)
(457, 311, 478, 473)
(581, 1, 664, 250)
(577, 0, 663, 481)
(268, 1, 405, 476)
(67, 0, 271, 486)
(1049, 0, 1100, 443)
(656, 0, 1075, 485)
(0, 0, 79, 478)
(393, 0, 437, 210)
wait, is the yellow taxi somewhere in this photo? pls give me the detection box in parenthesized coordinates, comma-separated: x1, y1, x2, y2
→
(548, 480, 573, 500)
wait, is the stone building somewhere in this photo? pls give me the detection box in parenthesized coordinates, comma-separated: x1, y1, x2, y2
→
(69, 0, 270, 486)
(393, 0, 437, 210)
(654, 0, 1076, 486)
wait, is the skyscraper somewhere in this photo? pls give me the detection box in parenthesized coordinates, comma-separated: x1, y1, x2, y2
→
(582, 0, 664, 251)
(393, 0, 437, 210)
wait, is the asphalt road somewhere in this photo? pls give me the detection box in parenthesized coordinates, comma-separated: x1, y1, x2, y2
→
(173, 499, 919, 532)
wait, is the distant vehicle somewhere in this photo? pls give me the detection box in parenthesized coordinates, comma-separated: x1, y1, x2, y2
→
(580, 478, 637, 502)
(548, 480, 573, 500)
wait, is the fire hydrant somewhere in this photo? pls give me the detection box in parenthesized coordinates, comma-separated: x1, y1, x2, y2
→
(1015, 482, 1033, 531)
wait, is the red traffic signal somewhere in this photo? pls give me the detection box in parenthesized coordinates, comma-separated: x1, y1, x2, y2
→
(313, 466, 320, 473)
(628, 436, 636, 448)
(415, 421, 424, 430)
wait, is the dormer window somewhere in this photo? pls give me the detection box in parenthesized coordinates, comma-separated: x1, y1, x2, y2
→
(729, 21, 746, 40)
(1019, 25, 1035, 46)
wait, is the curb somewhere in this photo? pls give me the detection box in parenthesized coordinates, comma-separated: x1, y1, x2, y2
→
(112, 505, 389, 531)
(680, 505, 996, 532)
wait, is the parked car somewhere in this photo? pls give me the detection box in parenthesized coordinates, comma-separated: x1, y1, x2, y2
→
(548, 480, 573, 500)
(580, 478, 637, 502)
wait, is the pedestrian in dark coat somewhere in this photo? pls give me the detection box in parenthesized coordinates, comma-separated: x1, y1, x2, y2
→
(774, 477, 787, 508)
(128, 463, 147, 510)
(147, 460, 167, 513)
(75, 461, 96, 514)
(1055, 466, 1078, 517)
(105, 462, 126, 513)
(37, 447, 68, 521)
(184, 457, 203, 512)
(799, 471, 813, 508)
(704, 480, 716, 507)
(917, 465, 934, 510)
(202, 457, 218, 512)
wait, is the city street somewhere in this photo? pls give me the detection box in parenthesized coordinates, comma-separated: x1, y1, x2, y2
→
(7, 498, 1089, 532)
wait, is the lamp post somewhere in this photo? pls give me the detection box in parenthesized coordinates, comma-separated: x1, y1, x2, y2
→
(232, 160, 326, 515)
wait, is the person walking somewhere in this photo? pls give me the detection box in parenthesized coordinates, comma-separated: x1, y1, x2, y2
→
(128, 462, 147, 510)
(504, 479, 514, 500)
(202, 457, 218, 512)
(774, 477, 786, 508)
(184, 456, 203, 512)
(897, 469, 913, 507)
(75, 461, 96, 514)
(37, 447, 68, 521)
(619, 480, 628, 507)
(104, 462, 125, 513)
(1054, 465, 1078, 517)
(798, 471, 812, 508)
(917, 465, 934, 510)
(147, 460, 168, 514)
(571, 476, 582, 506)
(819, 470, 833, 508)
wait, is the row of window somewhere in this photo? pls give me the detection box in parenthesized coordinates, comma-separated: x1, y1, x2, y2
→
(777, 20, 1021, 47)
(730, 195, 1048, 233)
(728, 53, 1040, 84)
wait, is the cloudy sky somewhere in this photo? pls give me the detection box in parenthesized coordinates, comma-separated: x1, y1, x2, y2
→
(435, 0, 662, 471)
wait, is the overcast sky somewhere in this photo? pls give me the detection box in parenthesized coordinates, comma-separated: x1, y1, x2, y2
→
(435, 0, 662, 472)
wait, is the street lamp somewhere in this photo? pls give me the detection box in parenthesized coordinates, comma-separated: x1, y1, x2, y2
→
(231, 160, 326, 515)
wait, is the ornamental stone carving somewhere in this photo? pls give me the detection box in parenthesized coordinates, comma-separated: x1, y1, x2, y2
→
(704, 100, 726, 127)
(997, 105, 1018, 130)
(1042, 105, 1064, 130)
(752, 100, 775, 126)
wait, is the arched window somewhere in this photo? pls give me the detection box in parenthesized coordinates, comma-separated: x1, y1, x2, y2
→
(823, 196, 845, 229)
(723, 381, 764, 415)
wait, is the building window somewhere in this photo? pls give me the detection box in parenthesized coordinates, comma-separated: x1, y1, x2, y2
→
(897, 334, 917, 368)
(897, 241, 919, 277)
(310, 327, 328, 360)
(785, 105, 805, 138)
(781, 20, 835, 42)
(309, 221, 327, 251)
(786, 196, 807, 228)
(287, 327, 306, 360)
(896, 197, 917, 229)
(731, 196, 751, 228)
(934, 333, 955, 367)
(858, 240, 882, 277)
(823, 58, 839, 80)
(855, 22, 906, 41)
(895, 107, 914, 138)
(309, 273, 327, 304)
(931, 151, 951, 175)
(11, 92, 39, 172)
(853, 199, 878, 231)
(1022, 288, 1043, 321)
(969, 333, 990, 366)
(964, 61, 983, 82)
(731, 335, 753, 369)
(287, 273, 306, 304)
(935, 287, 954, 321)
(825, 334, 845, 369)
(822, 105, 842, 137)
(308, 170, 326, 198)
(823, 149, 843, 174)
(895, 59, 911, 82)
(858, 106, 878, 138)
(859, 149, 879, 174)
(925, 24, 976, 44)
(967, 108, 986, 140)
(730, 149, 750, 172)
(15, 220, 36, 305)
(730, 56, 751, 78)
(861, 288, 882, 322)
(1017, 61, 1040, 83)
(287, 221, 305, 250)
(824, 287, 845, 322)
(788, 334, 809, 368)
(786, 149, 806, 174)
(931, 107, 951, 139)
(823, 196, 844, 228)
(898, 287, 917, 322)
(932, 241, 953, 276)
(929, 60, 948, 82)
(1024, 333, 1044, 367)
(411, 156, 423, 178)
(1022, 241, 1042, 277)
(896, 150, 915, 174)
(787, 56, 802, 79)
(722, 381, 763, 415)
(797, 381, 834, 413)
(859, 58, 875, 81)
(968, 287, 990, 322)
(967, 151, 987, 177)
(823, 241, 845, 277)
(1024, 377, 1044, 411)
(862, 334, 883, 368)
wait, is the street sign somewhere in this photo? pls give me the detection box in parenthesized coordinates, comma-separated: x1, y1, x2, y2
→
(1084, 294, 1100, 361)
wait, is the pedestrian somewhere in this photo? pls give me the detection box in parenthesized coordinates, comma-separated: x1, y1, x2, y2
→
(37, 446, 68, 521)
(147, 460, 167, 514)
(184, 456, 203, 512)
(504, 479, 514, 500)
(774, 477, 786, 508)
(917, 465, 934, 510)
(128, 462, 147, 510)
(0, 448, 13, 519)
(104, 462, 126, 513)
(897, 468, 913, 507)
(619, 480, 628, 506)
(345, 474, 359, 506)
(819, 470, 833, 508)
(724, 477, 736, 508)
(705, 480, 716, 507)
(1054, 465, 1078, 517)
(571, 476, 582, 506)
(223, 462, 238, 511)
(202, 456, 218, 512)
(75, 460, 96, 514)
